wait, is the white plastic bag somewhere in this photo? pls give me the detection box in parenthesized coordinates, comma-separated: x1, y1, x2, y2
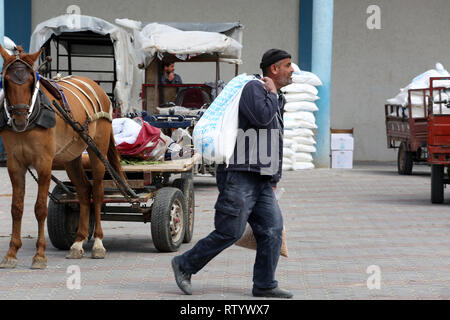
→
(193, 73, 256, 164)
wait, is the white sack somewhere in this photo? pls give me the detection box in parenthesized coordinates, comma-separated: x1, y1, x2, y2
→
(293, 135, 316, 146)
(292, 144, 317, 153)
(294, 128, 315, 137)
(284, 101, 319, 112)
(283, 138, 295, 147)
(285, 119, 318, 130)
(293, 162, 315, 170)
(283, 147, 295, 157)
(284, 111, 316, 125)
(193, 74, 256, 164)
(281, 83, 318, 95)
(292, 152, 313, 162)
(285, 93, 319, 103)
(292, 72, 323, 87)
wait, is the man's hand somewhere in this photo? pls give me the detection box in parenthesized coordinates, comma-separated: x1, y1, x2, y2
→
(262, 77, 277, 94)
(167, 72, 175, 82)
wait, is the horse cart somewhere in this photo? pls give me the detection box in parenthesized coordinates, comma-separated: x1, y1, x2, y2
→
(385, 89, 429, 175)
(47, 151, 199, 253)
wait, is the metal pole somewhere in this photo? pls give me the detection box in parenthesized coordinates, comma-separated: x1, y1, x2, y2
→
(311, 0, 334, 168)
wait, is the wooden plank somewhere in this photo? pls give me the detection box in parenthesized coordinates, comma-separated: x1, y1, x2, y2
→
(121, 153, 201, 173)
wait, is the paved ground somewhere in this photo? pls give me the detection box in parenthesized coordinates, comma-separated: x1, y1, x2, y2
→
(0, 162, 449, 300)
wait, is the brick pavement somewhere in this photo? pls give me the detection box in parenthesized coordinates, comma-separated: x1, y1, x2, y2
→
(0, 162, 449, 300)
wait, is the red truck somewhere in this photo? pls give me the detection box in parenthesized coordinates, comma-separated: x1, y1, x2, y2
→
(427, 77, 450, 203)
(385, 89, 429, 175)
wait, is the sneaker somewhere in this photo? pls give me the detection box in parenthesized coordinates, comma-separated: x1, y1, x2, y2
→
(171, 256, 192, 295)
(252, 286, 293, 299)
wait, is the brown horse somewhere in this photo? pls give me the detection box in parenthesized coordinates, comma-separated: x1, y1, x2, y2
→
(0, 45, 125, 269)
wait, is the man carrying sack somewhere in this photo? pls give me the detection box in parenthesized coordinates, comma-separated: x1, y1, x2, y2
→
(171, 49, 294, 298)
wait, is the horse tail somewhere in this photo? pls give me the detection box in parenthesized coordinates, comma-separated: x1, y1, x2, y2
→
(107, 131, 127, 182)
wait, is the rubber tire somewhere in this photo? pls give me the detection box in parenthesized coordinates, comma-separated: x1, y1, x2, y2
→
(398, 142, 413, 175)
(151, 187, 186, 252)
(47, 185, 94, 250)
(173, 177, 195, 243)
(431, 164, 444, 204)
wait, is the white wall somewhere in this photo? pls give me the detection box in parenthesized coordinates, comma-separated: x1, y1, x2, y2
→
(331, 0, 450, 161)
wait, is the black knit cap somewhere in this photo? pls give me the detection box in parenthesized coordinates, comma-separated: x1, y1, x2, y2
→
(259, 49, 291, 70)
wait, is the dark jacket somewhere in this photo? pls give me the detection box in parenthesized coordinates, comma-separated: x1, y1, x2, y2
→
(217, 76, 285, 186)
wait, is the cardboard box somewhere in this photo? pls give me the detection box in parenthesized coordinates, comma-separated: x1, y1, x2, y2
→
(331, 133, 354, 151)
(331, 150, 353, 169)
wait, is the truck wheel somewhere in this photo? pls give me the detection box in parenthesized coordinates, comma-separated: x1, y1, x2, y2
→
(431, 164, 444, 204)
(151, 187, 186, 252)
(173, 177, 195, 243)
(398, 142, 413, 175)
(47, 185, 94, 250)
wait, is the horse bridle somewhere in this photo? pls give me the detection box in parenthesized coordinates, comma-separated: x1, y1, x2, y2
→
(2, 49, 40, 130)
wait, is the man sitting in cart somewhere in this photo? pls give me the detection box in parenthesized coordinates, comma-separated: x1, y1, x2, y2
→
(161, 61, 183, 85)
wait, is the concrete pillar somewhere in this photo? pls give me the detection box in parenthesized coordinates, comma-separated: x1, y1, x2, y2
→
(311, 0, 334, 168)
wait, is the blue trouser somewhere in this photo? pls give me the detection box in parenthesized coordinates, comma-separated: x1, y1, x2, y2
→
(179, 170, 283, 289)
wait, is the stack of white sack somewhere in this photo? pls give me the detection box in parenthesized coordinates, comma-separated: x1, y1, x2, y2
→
(281, 63, 322, 171)
(387, 63, 450, 117)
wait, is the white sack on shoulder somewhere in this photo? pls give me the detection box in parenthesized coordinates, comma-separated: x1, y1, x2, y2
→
(193, 74, 256, 164)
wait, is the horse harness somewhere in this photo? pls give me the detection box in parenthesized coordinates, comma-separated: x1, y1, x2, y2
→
(0, 50, 112, 133)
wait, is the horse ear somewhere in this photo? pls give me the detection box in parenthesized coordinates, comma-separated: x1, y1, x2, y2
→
(27, 49, 42, 64)
(0, 44, 11, 63)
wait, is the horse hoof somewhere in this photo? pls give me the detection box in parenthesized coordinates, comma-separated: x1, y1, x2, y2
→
(0, 257, 18, 269)
(66, 248, 84, 259)
(31, 257, 47, 269)
(91, 247, 106, 259)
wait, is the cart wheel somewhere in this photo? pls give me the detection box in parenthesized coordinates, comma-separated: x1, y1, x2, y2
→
(398, 142, 413, 175)
(47, 185, 95, 250)
(431, 164, 444, 204)
(151, 187, 186, 252)
(173, 177, 195, 243)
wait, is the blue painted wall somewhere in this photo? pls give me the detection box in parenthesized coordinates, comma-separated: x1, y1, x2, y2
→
(5, 0, 31, 51)
(299, 0, 312, 72)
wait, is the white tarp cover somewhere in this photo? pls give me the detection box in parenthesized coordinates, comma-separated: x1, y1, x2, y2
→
(29, 14, 143, 114)
(115, 19, 243, 67)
